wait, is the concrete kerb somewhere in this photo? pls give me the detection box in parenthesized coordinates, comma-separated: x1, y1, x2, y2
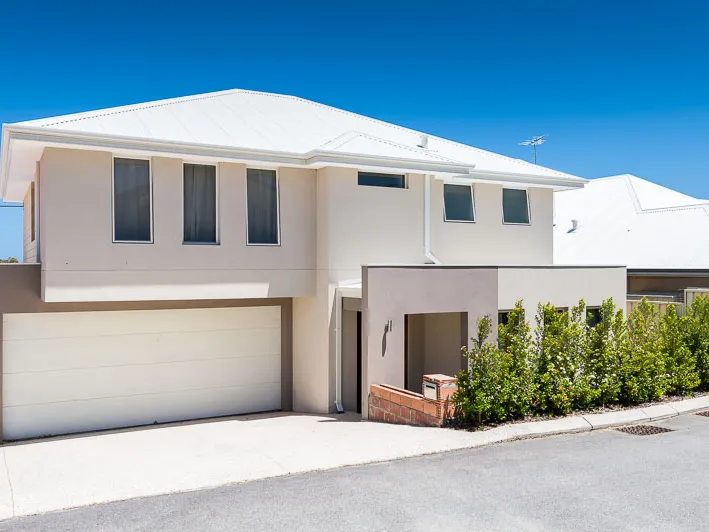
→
(489, 395, 709, 440)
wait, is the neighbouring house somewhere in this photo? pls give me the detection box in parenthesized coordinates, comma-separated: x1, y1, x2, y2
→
(0, 89, 625, 440)
(554, 173, 709, 307)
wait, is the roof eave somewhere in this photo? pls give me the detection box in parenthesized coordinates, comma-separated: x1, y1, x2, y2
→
(2, 125, 476, 178)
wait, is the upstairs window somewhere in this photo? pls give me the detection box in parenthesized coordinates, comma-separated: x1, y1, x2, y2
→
(183, 163, 218, 244)
(358, 172, 405, 188)
(502, 188, 530, 225)
(247, 169, 279, 245)
(113, 158, 152, 242)
(443, 184, 475, 222)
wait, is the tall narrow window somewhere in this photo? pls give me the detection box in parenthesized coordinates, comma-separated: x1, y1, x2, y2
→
(30, 182, 36, 242)
(502, 188, 530, 224)
(247, 169, 279, 245)
(183, 164, 217, 243)
(113, 158, 152, 242)
(443, 184, 475, 222)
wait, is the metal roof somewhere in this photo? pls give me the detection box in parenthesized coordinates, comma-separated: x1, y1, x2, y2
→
(554, 174, 709, 270)
(14, 88, 579, 181)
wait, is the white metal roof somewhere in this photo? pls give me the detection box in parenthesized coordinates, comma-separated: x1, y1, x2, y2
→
(15, 88, 580, 170)
(554, 174, 709, 270)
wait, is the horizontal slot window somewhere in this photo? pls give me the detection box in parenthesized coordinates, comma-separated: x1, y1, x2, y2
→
(358, 172, 405, 188)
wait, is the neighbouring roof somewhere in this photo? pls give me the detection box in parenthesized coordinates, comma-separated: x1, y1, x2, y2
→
(1, 88, 585, 201)
(554, 174, 709, 270)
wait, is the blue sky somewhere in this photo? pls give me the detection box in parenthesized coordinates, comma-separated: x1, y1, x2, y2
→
(1, 0, 708, 259)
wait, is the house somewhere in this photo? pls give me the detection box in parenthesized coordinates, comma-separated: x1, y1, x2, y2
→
(0, 89, 626, 440)
(554, 173, 709, 300)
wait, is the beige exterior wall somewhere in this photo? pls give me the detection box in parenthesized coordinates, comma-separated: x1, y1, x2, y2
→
(498, 266, 628, 318)
(39, 148, 317, 302)
(22, 183, 37, 264)
(431, 182, 553, 264)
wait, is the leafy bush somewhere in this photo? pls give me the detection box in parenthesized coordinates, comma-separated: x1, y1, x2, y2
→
(454, 295, 709, 427)
(497, 300, 534, 418)
(683, 295, 709, 390)
(622, 299, 667, 403)
(585, 298, 624, 406)
(660, 305, 699, 395)
(454, 315, 507, 425)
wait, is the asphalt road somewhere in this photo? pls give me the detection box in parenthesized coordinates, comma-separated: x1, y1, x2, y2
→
(2, 413, 708, 532)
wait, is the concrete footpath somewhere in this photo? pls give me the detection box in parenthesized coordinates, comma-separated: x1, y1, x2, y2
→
(1, 395, 708, 521)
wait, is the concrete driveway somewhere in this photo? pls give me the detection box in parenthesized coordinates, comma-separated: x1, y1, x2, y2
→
(0, 412, 487, 519)
(3, 412, 709, 531)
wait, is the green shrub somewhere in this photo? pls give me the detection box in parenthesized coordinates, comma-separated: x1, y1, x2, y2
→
(621, 298, 667, 403)
(454, 295, 707, 427)
(683, 295, 709, 390)
(660, 304, 699, 394)
(532, 303, 576, 415)
(497, 300, 534, 418)
(455, 315, 507, 425)
(585, 298, 624, 406)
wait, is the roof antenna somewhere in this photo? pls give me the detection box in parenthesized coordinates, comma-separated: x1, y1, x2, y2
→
(519, 134, 547, 164)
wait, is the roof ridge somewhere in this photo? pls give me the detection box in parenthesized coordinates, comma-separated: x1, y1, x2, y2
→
(24, 88, 300, 128)
(290, 95, 574, 179)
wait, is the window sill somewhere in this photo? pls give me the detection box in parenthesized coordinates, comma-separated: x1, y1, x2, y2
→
(246, 242, 281, 247)
(502, 222, 531, 226)
(444, 219, 476, 224)
(112, 240, 154, 244)
(182, 241, 220, 246)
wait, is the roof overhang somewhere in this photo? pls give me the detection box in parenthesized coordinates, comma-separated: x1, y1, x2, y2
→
(0, 124, 586, 200)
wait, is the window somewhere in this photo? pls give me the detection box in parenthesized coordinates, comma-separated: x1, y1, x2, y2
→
(498, 311, 511, 326)
(247, 169, 279, 245)
(587, 307, 602, 327)
(502, 188, 530, 224)
(113, 158, 152, 242)
(357, 172, 405, 188)
(443, 184, 475, 222)
(30, 182, 36, 242)
(183, 164, 217, 244)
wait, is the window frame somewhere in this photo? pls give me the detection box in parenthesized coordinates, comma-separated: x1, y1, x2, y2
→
(181, 162, 220, 246)
(357, 171, 407, 189)
(443, 183, 476, 223)
(111, 156, 154, 244)
(501, 187, 531, 226)
(245, 167, 281, 247)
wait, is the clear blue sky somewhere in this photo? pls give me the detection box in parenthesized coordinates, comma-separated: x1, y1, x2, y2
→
(1, 0, 708, 259)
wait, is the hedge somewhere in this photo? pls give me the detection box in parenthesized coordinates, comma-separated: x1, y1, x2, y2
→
(454, 296, 709, 425)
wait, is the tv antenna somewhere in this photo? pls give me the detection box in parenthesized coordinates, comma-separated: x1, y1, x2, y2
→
(519, 134, 547, 164)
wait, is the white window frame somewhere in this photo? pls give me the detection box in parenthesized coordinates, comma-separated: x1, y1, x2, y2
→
(501, 187, 531, 226)
(443, 183, 476, 223)
(245, 168, 281, 247)
(181, 162, 220, 245)
(111, 156, 154, 244)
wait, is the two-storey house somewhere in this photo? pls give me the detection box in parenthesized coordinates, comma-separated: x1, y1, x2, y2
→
(0, 89, 625, 440)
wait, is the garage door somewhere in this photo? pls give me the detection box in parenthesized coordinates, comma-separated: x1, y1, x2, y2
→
(2, 306, 281, 440)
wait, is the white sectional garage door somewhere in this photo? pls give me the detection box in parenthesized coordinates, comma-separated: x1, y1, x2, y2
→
(2, 306, 281, 440)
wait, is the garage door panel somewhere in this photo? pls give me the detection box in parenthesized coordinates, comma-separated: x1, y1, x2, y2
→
(2, 307, 283, 440)
(4, 382, 281, 441)
(5, 353, 281, 407)
(4, 327, 281, 374)
(2, 306, 280, 341)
